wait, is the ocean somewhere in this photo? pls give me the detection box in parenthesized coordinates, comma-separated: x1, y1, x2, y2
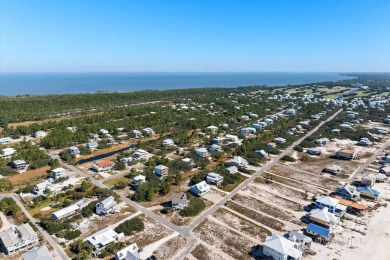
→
(0, 72, 355, 96)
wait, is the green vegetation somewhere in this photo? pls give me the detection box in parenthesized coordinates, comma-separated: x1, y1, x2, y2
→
(181, 197, 206, 217)
(114, 217, 144, 235)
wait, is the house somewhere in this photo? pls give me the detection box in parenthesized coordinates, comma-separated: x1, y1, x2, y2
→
(229, 156, 248, 167)
(308, 208, 339, 227)
(115, 243, 140, 260)
(132, 149, 149, 160)
(374, 173, 387, 182)
(205, 126, 218, 132)
(256, 149, 268, 158)
(314, 138, 330, 145)
(264, 118, 273, 125)
(99, 129, 109, 135)
(162, 139, 174, 147)
(286, 108, 296, 115)
(330, 196, 368, 215)
(33, 131, 47, 138)
(306, 223, 332, 242)
(307, 148, 321, 156)
(206, 172, 224, 185)
(379, 166, 390, 175)
(339, 123, 352, 129)
(273, 137, 286, 144)
(0, 137, 13, 145)
(287, 230, 312, 250)
(190, 181, 211, 196)
(130, 175, 146, 189)
(0, 223, 38, 255)
(52, 203, 81, 221)
(52, 167, 67, 179)
(361, 174, 376, 187)
(12, 160, 27, 171)
(209, 144, 222, 152)
(171, 192, 187, 211)
(182, 158, 192, 164)
(224, 134, 239, 143)
(119, 157, 133, 163)
(225, 166, 238, 174)
(357, 187, 380, 199)
(325, 164, 343, 174)
(154, 165, 169, 177)
(96, 196, 117, 215)
(195, 147, 210, 158)
(89, 133, 99, 139)
(331, 129, 341, 135)
(315, 195, 346, 216)
(336, 149, 356, 160)
(262, 234, 303, 260)
(0, 148, 16, 157)
(33, 181, 52, 196)
(359, 138, 372, 146)
(23, 245, 53, 260)
(131, 130, 142, 138)
(267, 142, 277, 148)
(87, 141, 99, 150)
(142, 127, 154, 135)
(212, 137, 224, 145)
(240, 127, 256, 136)
(86, 228, 124, 253)
(68, 146, 80, 156)
(66, 127, 76, 132)
(92, 160, 115, 172)
(334, 184, 360, 201)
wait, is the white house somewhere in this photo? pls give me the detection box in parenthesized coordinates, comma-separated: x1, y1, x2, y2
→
(52, 167, 67, 179)
(286, 108, 296, 115)
(171, 192, 187, 211)
(162, 139, 174, 147)
(190, 181, 211, 196)
(92, 160, 115, 172)
(229, 156, 248, 167)
(0, 223, 38, 255)
(195, 147, 210, 158)
(12, 160, 27, 171)
(99, 129, 109, 135)
(0, 148, 16, 157)
(224, 134, 239, 143)
(0, 137, 13, 145)
(142, 127, 154, 135)
(132, 149, 149, 160)
(131, 130, 142, 138)
(154, 165, 168, 177)
(225, 166, 238, 174)
(51, 203, 81, 221)
(87, 141, 99, 150)
(115, 243, 140, 260)
(209, 144, 222, 152)
(96, 196, 118, 215)
(86, 228, 124, 253)
(256, 149, 268, 158)
(32, 181, 53, 196)
(263, 234, 303, 260)
(206, 172, 224, 185)
(205, 125, 218, 132)
(309, 208, 339, 227)
(130, 175, 146, 188)
(68, 146, 80, 156)
(33, 131, 47, 138)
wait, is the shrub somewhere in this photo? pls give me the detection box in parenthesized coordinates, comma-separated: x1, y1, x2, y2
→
(281, 155, 296, 162)
(114, 217, 144, 236)
(113, 181, 128, 190)
(181, 197, 206, 217)
(293, 145, 304, 152)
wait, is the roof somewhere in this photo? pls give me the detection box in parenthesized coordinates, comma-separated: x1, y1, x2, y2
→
(172, 192, 187, 204)
(97, 160, 114, 168)
(23, 245, 53, 260)
(155, 164, 168, 170)
(13, 159, 26, 165)
(263, 234, 295, 255)
(338, 149, 355, 154)
(52, 167, 65, 173)
(316, 195, 339, 207)
(98, 196, 117, 209)
(226, 166, 238, 173)
(115, 243, 140, 260)
(309, 208, 338, 223)
(307, 223, 330, 237)
(0, 223, 37, 248)
(332, 196, 368, 210)
(357, 187, 380, 197)
(52, 204, 80, 219)
(86, 228, 118, 247)
(1, 147, 16, 153)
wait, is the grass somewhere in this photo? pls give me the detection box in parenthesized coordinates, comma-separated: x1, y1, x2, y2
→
(8, 166, 50, 185)
(28, 199, 57, 218)
(103, 175, 132, 187)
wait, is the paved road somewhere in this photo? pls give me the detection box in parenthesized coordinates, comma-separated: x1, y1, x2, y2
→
(0, 194, 69, 260)
(48, 109, 343, 260)
(346, 140, 390, 182)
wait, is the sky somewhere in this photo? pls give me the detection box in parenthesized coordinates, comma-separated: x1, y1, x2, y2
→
(0, 0, 389, 73)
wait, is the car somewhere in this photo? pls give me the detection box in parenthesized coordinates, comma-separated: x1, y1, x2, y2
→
(146, 256, 157, 260)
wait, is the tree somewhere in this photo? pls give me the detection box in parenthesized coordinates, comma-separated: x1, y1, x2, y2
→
(114, 217, 144, 235)
(114, 161, 126, 171)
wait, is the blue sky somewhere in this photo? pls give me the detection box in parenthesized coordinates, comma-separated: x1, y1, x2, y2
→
(0, 0, 389, 72)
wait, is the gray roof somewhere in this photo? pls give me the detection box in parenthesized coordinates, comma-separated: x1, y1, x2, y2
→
(172, 192, 187, 204)
(23, 245, 53, 260)
(99, 196, 117, 209)
(0, 223, 37, 248)
(13, 160, 27, 165)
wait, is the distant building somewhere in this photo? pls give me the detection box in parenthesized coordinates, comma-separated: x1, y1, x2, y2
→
(225, 166, 238, 174)
(92, 160, 115, 172)
(115, 243, 140, 260)
(12, 160, 27, 171)
(68, 146, 80, 156)
(0, 137, 13, 145)
(336, 149, 356, 160)
(87, 141, 99, 150)
(154, 165, 169, 177)
(229, 156, 248, 167)
(325, 164, 343, 175)
(99, 129, 109, 135)
(206, 172, 224, 185)
(23, 245, 53, 260)
(190, 181, 210, 196)
(52, 167, 67, 179)
(195, 148, 210, 158)
(86, 228, 124, 253)
(262, 234, 303, 260)
(162, 139, 174, 147)
(307, 148, 321, 156)
(33, 131, 47, 138)
(0, 148, 16, 157)
(51, 203, 81, 221)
